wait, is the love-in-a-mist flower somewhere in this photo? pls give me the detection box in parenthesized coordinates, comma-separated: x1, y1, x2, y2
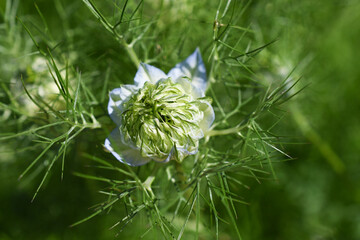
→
(105, 48, 215, 166)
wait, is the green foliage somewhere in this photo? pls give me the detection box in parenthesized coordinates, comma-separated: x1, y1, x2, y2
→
(0, 0, 359, 239)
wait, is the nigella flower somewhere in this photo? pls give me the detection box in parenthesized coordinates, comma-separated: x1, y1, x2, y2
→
(105, 48, 215, 166)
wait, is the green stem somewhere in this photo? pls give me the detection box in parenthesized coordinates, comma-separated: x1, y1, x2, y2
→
(174, 161, 193, 199)
(206, 125, 245, 137)
(123, 41, 141, 67)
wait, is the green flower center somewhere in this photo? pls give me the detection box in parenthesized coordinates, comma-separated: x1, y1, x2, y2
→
(121, 79, 204, 161)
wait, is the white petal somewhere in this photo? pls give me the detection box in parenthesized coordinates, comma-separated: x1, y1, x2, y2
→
(134, 63, 168, 87)
(108, 85, 137, 125)
(198, 100, 215, 132)
(174, 146, 198, 162)
(168, 48, 207, 94)
(177, 146, 198, 155)
(121, 149, 152, 166)
(187, 124, 204, 140)
(104, 128, 151, 166)
(175, 77, 203, 99)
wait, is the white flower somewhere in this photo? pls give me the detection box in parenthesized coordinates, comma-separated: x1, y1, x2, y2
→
(104, 48, 215, 166)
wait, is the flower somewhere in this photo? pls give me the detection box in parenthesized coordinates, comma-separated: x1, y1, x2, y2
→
(104, 48, 215, 166)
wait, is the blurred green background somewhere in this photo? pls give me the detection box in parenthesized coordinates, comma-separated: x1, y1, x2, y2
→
(1, 0, 359, 239)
